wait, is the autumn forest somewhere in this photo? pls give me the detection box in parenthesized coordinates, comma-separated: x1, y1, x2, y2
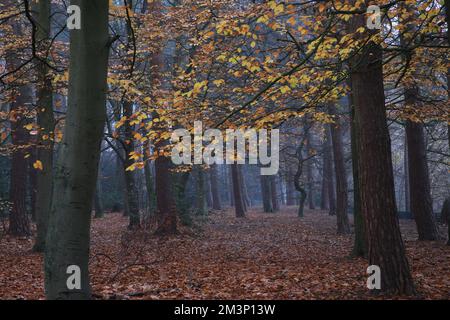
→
(0, 0, 449, 302)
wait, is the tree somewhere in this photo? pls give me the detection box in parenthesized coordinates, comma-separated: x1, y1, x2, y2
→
(350, 11, 415, 294)
(33, 0, 55, 252)
(329, 110, 350, 235)
(44, 0, 110, 299)
(400, 3, 438, 241)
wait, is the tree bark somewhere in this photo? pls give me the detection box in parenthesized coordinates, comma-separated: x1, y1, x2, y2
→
(350, 93, 367, 257)
(45, 0, 110, 299)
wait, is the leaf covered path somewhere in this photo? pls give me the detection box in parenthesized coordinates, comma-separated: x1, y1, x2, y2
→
(1, 208, 449, 299)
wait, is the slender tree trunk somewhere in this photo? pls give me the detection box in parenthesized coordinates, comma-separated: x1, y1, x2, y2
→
(33, 0, 55, 252)
(350, 20, 415, 293)
(94, 175, 104, 219)
(123, 110, 141, 228)
(405, 113, 438, 240)
(270, 175, 279, 212)
(44, 0, 110, 299)
(286, 172, 296, 206)
(228, 166, 234, 207)
(320, 160, 329, 210)
(210, 165, 222, 210)
(143, 140, 155, 216)
(399, 5, 438, 240)
(231, 164, 246, 217)
(323, 127, 336, 216)
(260, 174, 273, 212)
(306, 130, 315, 210)
(329, 114, 350, 234)
(404, 141, 410, 212)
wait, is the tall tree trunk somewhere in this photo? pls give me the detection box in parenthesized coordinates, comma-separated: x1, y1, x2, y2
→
(210, 165, 222, 210)
(33, 0, 55, 252)
(404, 141, 410, 212)
(399, 4, 438, 240)
(8, 86, 32, 237)
(405, 107, 438, 240)
(324, 128, 336, 216)
(350, 16, 415, 293)
(320, 161, 329, 210)
(228, 165, 234, 207)
(123, 104, 141, 229)
(306, 129, 315, 210)
(122, 0, 140, 229)
(329, 114, 350, 234)
(143, 140, 155, 216)
(231, 164, 246, 217)
(45, 0, 110, 299)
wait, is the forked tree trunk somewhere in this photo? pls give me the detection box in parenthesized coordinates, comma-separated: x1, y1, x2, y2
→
(350, 20, 415, 293)
(45, 0, 110, 299)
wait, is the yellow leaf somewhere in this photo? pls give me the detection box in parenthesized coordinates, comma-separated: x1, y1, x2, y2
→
(33, 160, 43, 171)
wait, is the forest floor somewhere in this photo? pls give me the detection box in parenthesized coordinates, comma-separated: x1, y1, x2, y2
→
(0, 207, 449, 300)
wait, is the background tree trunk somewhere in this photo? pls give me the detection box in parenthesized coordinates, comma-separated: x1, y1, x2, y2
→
(260, 174, 273, 212)
(231, 164, 246, 217)
(8, 86, 32, 237)
(329, 115, 350, 234)
(210, 165, 222, 210)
